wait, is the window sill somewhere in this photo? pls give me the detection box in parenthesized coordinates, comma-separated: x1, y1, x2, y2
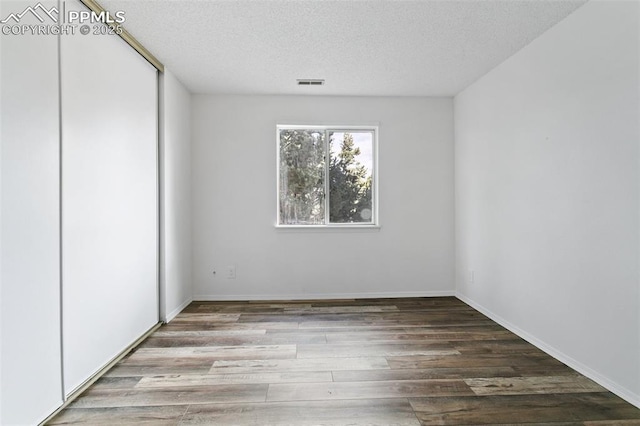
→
(275, 224, 381, 232)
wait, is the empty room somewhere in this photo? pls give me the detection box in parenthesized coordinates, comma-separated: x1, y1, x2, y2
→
(1, 0, 639, 424)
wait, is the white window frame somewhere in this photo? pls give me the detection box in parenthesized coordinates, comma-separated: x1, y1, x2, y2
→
(276, 124, 379, 229)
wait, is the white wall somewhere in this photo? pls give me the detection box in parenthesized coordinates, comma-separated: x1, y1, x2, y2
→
(0, 1, 63, 423)
(192, 95, 454, 299)
(160, 69, 193, 321)
(0, 59, 3, 425)
(455, 0, 639, 406)
(0, 14, 3, 422)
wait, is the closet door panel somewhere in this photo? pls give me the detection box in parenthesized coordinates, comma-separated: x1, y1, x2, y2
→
(61, 0, 158, 395)
(0, 1, 63, 423)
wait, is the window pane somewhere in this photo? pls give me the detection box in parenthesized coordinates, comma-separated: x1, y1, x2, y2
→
(279, 129, 325, 225)
(329, 131, 374, 223)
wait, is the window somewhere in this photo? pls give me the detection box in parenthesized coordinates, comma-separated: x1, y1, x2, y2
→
(277, 125, 377, 226)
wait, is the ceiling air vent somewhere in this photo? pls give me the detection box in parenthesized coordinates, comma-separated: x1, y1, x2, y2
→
(297, 79, 325, 86)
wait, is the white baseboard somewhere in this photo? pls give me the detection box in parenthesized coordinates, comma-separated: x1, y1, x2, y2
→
(164, 297, 193, 323)
(193, 290, 455, 302)
(456, 292, 640, 409)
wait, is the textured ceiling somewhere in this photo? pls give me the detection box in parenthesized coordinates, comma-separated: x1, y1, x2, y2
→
(99, 0, 587, 96)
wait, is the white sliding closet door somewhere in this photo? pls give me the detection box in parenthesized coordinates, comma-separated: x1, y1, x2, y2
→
(61, 0, 158, 395)
(1, 1, 63, 423)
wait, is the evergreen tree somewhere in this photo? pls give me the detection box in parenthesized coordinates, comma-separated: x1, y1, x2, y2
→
(329, 133, 372, 223)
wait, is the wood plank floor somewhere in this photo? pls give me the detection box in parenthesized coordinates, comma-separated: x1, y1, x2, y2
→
(47, 297, 640, 425)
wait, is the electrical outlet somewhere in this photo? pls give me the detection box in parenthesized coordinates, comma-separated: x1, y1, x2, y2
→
(470, 270, 475, 284)
(227, 265, 236, 279)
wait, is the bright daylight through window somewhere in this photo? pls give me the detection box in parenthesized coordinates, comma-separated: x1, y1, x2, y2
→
(278, 126, 377, 226)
